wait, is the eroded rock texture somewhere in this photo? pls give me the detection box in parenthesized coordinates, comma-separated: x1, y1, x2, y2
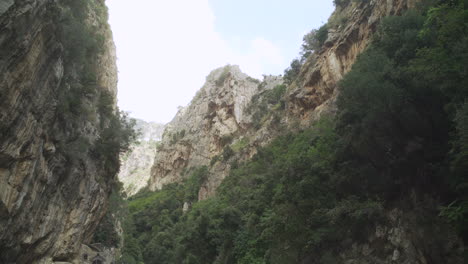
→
(148, 0, 419, 200)
(287, 0, 419, 123)
(149, 65, 282, 197)
(0, 0, 118, 263)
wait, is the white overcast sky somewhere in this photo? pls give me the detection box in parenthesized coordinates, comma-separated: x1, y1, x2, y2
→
(106, 0, 334, 123)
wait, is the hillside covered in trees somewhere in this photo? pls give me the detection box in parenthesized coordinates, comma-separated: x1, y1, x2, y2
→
(94, 0, 467, 263)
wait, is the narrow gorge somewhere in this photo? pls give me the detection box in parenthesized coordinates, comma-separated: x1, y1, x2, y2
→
(0, 0, 466, 263)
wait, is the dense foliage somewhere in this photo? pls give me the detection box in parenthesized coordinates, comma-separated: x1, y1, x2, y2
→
(247, 84, 287, 129)
(52, 0, 138, 177)
(118, 1, 467, 263)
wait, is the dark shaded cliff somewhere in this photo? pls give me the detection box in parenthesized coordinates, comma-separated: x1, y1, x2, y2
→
(0, 0, 124, 262)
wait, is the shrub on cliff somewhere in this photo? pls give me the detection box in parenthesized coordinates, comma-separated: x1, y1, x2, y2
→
(93, 108, 138, 172)
(284, 23, 328, 85)
(215, 67, 231, 87)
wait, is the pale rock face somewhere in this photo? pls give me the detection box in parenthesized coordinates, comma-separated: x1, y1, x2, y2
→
(0, 1, 118, 263)
(149, 65, 282, 194)
(118, 120, 165, 196)
(287, 0, 417, 124)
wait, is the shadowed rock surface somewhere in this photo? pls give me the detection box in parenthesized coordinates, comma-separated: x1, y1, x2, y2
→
(0, 0, 119, 262)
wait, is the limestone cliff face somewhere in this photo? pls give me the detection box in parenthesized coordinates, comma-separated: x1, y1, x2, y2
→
(148, 0, 419, 199)
(287, 0, 418, 123)
(0, 1, 119, 263)
(118, 120, 165, 196)
(148, 65, 282, 196)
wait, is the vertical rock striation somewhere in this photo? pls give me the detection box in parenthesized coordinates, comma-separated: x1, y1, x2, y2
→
(148, 65, 282, 197)
(118, 120, 165, 196)
(0, 0, 119, 263)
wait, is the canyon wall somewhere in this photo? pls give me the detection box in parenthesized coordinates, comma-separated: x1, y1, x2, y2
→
(148, 0, 419, 199)
(0, 1, 120, 263)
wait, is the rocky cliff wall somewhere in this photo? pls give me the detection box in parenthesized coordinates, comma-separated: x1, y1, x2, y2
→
(148, 0, 419, 200)
(287, 0, 418, 123)
(148, 65, 282, 197)
(0, 0, 119, 263)
(118, 120, 165, 196)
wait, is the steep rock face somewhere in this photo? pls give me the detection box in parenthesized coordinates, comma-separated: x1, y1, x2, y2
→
(148, 0, 419, 199)
(118, 120, 165, 196)
(148, 65, 282, 196)
(287, 0, 418, 123)
(0, 1, 118, 263)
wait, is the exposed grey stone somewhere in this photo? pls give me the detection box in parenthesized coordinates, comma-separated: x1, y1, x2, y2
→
(0, 0, 118, 262)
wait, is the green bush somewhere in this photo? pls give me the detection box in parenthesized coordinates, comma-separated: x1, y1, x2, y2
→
(183, 166, 209, 201)
(93, 110, 138, 173)
(231, 137, 249, 152)
(219, 135, 233, 146)
(283, 59, 302, 85)
(315, 24, 329, 47)
(222, 146, 234, 161)
(248, 84, 287, 129)
(215, 67, 230, 87)
(92, 211, 120, 247)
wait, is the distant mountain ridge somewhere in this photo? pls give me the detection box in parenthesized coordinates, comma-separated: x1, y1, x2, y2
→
(118, 119, 165, 196)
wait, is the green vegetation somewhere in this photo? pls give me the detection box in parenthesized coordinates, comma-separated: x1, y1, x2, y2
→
(57, 0, 139, 252)
(284, 23, 328, 85)
(335, 0, 467, 240)
(93, 109, 138, 172)
(300, 24, 329, 60)
(220, 135, 233, 146)
(231, 137, 249, 153)
(119, 119, 385, 263)
(52, 0, 137, 176)
(168, 129, 186, 145)
(283, 59, 303, 85)
(210, 154, 220, 166)
(183, 166, 209, 202)
(248, 84, 287, 129)
(93, 182, 125, 248)
(48, 1, 139, 253)
(216, 67, 231, 87)
(222, 146, 234, 161)
(116, 1, 467, 263)
(333, 0, 370, 7)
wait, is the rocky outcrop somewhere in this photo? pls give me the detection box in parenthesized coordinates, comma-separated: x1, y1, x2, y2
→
(287, 0, 418, 124)
(148, 65, 282, 196)
(0, 1, 119, 263)
(118, 120, 165, 196)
